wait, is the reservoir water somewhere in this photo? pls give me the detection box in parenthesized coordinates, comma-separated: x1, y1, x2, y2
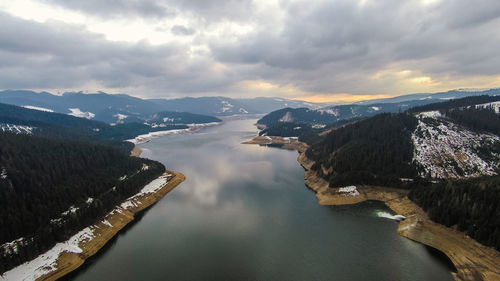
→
(69, 119, 453, 281)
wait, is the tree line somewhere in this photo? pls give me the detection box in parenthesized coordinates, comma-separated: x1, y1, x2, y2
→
(409, 176, 500, 251)
(0, 132, 165, 273)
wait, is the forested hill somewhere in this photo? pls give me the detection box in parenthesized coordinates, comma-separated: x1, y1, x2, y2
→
(408, 95, 500, 113)
(305, 113, 419, 188)
(257, 108, 342, 126)
(297, 97, 500, 251)
(0, 90, 319, 122)
(409, 176, 500, 251)
(148, 111, 221, 125)
(0, 131, 165, 273)
(303, 105, 500, 187)
(0, 103, 187, 150)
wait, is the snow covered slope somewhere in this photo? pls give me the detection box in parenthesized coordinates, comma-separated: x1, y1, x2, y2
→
(412, 111, 500, 179)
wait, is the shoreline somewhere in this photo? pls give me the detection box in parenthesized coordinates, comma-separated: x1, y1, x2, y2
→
(2, 170, 185, 281)
(244, 135, 500, 281)
(41, 171, 185, 281)
(127, 122, 222, 145)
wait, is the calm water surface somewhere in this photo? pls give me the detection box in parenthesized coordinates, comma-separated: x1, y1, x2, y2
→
(70, 119, 453, 281)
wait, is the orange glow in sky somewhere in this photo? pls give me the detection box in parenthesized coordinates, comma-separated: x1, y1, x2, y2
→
(293, 93, 392, 104)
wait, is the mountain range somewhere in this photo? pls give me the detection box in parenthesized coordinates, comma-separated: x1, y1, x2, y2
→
(0, 90, 322, 124)
(257, 88, 500, 126)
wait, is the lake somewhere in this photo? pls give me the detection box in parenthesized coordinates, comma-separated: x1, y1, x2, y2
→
(68, 119, 453, 281)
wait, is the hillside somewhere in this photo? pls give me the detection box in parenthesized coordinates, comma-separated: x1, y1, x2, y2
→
(409, 176, 500, 251)
(0, 132, 165, 273)
(147, 111, 221, 126)
(0, 103, 188, 149)
(302, 101, 500, 188)
(257, 89, 500, 127)
(305, 113, 419, 188)
(296, 96, 500, 254)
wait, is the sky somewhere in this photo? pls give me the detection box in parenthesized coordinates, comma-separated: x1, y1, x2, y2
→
(1, 0, 500, 103)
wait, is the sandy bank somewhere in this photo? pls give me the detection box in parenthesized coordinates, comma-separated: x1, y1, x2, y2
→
(1, 171, 185, 281)
(297, 150, 500, 281)
(130, 146, 143, 157)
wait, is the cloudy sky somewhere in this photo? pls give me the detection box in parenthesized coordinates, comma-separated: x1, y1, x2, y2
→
(1, 0, 500, 102)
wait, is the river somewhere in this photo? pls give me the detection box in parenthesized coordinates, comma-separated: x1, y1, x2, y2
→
(68, 119, 453, 281)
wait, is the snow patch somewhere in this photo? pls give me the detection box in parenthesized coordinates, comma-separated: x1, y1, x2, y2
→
(120, 174, 171, 210)
(68, 108, 95, 119)
(61, 205, 78, 216)
(312, 124, 326, 129)
(336, 186, 360, 196)
(1, 227, 95, 281)
(220, 100, 234, 113)
(418, 110, 441, 118)
(475, 102, 500, 113)
(22, 105, 54, 112)
(279, 111, 294, 122)
(1, 167, 8, 179)
(126, 129, 191, 144)
(112, 114, 128, 124)
(101, 220, 112, 228)
(375, 211, 406, 221)
(319, 108, 339, 116)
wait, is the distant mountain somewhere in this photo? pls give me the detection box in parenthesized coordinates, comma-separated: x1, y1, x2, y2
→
(355, 88, 500, 105)
(147, 111, 221, 126)
(0, 91, 321, 124)
(257, 89, 500, 126)
(148, 96, 323, 116)
(0, 90, 164, 124)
